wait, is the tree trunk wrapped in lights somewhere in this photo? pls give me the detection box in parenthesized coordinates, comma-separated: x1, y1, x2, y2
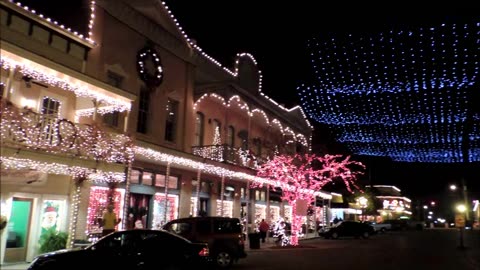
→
(252, 154, 365, 246)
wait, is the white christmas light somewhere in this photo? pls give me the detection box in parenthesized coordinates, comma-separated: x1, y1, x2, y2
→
(0, 157, 126, 183)
(134, 146, 331, 199)
(0, 51, 131, 114)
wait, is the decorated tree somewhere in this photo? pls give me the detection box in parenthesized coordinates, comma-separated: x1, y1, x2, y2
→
(253, 154, 365, 246)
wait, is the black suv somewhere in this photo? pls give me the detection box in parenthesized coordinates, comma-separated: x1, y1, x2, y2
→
(163, 217, 247, 268)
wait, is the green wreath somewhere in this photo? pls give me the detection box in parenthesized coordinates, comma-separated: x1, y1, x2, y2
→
(136, 46, 164, 88)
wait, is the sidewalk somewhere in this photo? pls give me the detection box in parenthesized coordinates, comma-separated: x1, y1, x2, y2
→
(0, 263, 30, 270)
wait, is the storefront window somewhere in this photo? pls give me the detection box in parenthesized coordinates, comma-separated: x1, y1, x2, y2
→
(154, 174, 178, 189)
(270, 205, 280, 223)
(86, 187, 125, 236)
(255, 204, 266, 224)
(152, 193, 178, 229)
(216, 200, 233, 218)
(40, 200, 65, 237)
(142, 172, 153, 186)
(130, 170, 141, 184)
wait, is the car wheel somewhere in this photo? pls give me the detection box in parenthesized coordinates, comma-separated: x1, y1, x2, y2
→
(215, 251, 233, 268)
(362, 232, 370, 239)
(381, 228, 386, 233)
(331, 232, 339, 239)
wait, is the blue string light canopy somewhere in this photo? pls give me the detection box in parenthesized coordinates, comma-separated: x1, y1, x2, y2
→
(298, 21, 480, 163)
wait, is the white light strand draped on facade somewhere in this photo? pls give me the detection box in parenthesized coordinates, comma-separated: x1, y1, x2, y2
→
(1, 99, 134, 164)
(7, 0, 96, 44)
(193, 93, 309, 147)
(134, 146, 331, 199)
(0, 56, 131, 114)
(0, 157, 126, 183)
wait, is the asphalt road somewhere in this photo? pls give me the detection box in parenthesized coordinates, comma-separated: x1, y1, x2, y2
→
(237, 229, 480, 270)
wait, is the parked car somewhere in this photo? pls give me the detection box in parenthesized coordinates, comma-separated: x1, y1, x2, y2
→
(28, 229, 210, 270)
(163, 217, 247, 268)
(363, 221, 392, 233)
(320, 221, 375, 239)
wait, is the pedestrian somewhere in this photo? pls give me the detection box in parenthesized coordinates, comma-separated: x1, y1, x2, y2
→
(101, 204, 121, 236)
(258, 219, 270, 243)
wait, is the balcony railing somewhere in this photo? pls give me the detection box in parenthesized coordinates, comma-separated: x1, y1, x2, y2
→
(0, 98, 134, 164)
(192, 144, 268, 169)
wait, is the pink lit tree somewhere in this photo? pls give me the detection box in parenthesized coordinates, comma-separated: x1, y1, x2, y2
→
(253, 154, 365, 246)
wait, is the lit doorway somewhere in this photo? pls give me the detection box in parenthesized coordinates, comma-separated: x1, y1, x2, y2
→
(4, 198, 33, 263)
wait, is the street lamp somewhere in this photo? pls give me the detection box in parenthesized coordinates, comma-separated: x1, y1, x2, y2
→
(450, 184, 457, 191)
(456, 204, 466, 249)
(423, 205, 428, 209)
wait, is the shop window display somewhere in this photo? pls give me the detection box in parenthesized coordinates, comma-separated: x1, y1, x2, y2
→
(216, 200, 233, 217)
(86, 187, 124, 239)
(152, 193, 178, 229)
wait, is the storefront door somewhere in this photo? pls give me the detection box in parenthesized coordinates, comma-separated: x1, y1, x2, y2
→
(4, 198, 33, 262)
(126, 193, 151, 230)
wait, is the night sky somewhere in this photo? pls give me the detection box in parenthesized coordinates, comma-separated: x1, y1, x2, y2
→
(162, 3, 478, 201)
(15, 1, 479, 203)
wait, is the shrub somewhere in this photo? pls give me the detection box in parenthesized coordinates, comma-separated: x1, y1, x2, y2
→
(39, 228, 68, 253)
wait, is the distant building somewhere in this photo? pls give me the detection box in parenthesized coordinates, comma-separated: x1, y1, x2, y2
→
(366, 185, 412, 222)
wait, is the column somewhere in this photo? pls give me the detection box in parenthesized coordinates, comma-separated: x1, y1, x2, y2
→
(164, 162, 171, 223)
(233, 184, 241, 218)
(178, 173, 193, 218)
(195, 168, 202, 217)
(210, 181, 218, 216)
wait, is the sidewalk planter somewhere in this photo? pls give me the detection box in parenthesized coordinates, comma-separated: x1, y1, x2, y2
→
(248, 233, 261, 249)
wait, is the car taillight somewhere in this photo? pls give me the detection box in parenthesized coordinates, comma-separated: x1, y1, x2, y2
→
(198, 247, 209, 257)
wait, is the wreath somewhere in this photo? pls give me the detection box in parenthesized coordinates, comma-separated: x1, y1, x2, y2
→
(136, 46, 164, 88)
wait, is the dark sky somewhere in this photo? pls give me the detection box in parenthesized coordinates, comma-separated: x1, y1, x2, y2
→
(162, 3, 479, 200)
(17, 0, 479, 201)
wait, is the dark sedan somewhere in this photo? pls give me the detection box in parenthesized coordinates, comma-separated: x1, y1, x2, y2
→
(321, 221, 375, 239)
(28, 229, 210, 270)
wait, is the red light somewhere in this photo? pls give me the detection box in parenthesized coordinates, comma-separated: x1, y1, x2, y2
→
(198, 247, 209, 257)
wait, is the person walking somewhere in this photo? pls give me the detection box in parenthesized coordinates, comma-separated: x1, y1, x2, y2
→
(259, 219, 270, 243)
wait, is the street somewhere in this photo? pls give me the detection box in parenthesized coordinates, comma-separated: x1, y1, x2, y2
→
(2, 229, 478, 270)
(239, 229, 480, 270)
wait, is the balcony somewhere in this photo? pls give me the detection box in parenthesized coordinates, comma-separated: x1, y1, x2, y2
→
(0, 98, 134, 165)
(192, 144, 267, 169)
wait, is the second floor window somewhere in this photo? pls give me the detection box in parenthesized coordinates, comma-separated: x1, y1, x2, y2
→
(194, 112, 204, 146)
(41, 97, 60, 116)
(227, 126, 234, 147)
(137, 88, 150, 134)
(165, 98, 178, 142)
(106, 71, 124, 88)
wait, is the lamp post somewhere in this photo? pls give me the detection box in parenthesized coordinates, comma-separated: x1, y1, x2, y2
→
(456, 204, 466, 249)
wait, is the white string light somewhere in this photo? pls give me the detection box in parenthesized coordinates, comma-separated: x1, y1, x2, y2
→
(6, 0, 96, 44)
(0, 52, 131, 113)
(135, 146, 331, 199)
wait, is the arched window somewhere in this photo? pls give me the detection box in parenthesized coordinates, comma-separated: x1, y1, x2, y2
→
(227, 126, 235, 147)
(194, 112, 204, 146)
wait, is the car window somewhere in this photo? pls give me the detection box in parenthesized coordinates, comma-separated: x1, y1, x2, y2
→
(169, 222, 192, 236)
(94, 233, 138, 251)
(213, 219, 241, 233)
(196, 220, 211, 234)
(142, 232, 187, 250)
